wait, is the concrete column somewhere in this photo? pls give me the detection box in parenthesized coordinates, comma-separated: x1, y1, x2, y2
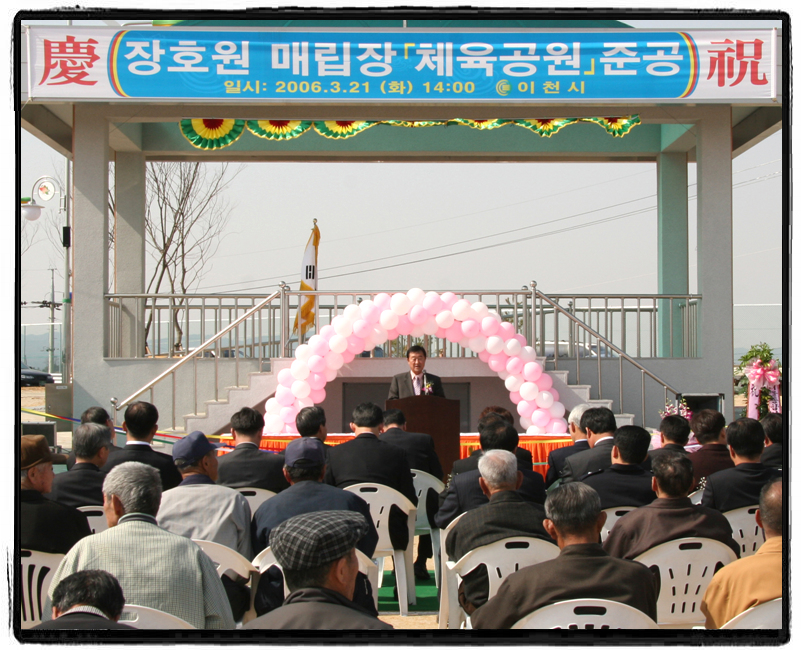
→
(656, 152, 689, 357)
(72, 105, 110, 415)
(115, 152, 147, 357)
(696, 106, 734, 420)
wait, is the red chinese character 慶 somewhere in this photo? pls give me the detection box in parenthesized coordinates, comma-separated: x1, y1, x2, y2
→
(40, 35, 100, 86)
(707, 38, 768, 88)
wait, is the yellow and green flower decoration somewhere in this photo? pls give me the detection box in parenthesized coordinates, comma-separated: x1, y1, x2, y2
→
(180, 119, 246, 150)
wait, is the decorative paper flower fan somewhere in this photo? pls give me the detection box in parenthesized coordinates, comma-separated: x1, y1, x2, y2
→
(313, 120, 378, 139)
(581, 115, 642, 137)
(448, 118, 511, 130)
(179, 119, 246, 150)
(514, 118, 578, 137)
(247, 120, 313, 140)
(385, 120, 448, 128)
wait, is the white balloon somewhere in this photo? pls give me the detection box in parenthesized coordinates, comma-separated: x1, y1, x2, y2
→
(324, 366, 338, 382)
(407, 287, 425, 306)
(421, 317, 439, 336)
(410, 324, 425, 338)
(329, 334, 348, 354)
(379, 310, 399, 330)
(451, 299, 472, 321)
(520, 345, 538, 362)
(325, 351, 344, 370)
(435, 310, 455, 328)
(359, 299, 376, 316)
(390, 293, 412, 315)
(535, 390, 555, 409)
(549, 402, 566, 419)
(505, 374, 524, 392)
(294, 344, 311, 361)
(290, 359, 310, 380)
(468, 335, 487, 353)
(371, 324, 388, 346)
(519, 416, 532, 429)
(486, 336, 505, 355)
(333, 316, 353, 337)
(489, 310, 503, 323)
(291, 380, 311, 398)
(343, 304, 361, 321)
(296, 396, 314, 408)
(527, 425, 547, 435)
(265, 414, 285, 433)
(519, 381, 540, 402)
(497, 370, 509, 380)
(505, 338, 522, 356)
(472, 302, 489, 319)
(265, 397, 282, 415)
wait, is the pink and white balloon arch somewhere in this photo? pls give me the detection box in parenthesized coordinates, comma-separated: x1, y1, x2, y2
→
(264, 289, 568, 436)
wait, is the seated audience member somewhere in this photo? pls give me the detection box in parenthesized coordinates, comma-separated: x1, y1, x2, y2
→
(296, 406, 330, 446)
(453, 409, 533, 474)
(48, 423, 112, 508)
(604, 452, 740, 559)
(446, 450, 554, 615)
(471, 482, 658, 629)
(648, 415, 692, 463)
(42, 462, 234, 630)
(381, 408, 443, 579)
(20, 435, 91, 554)
(689, 409, 733, 490)
(33, 570, 133, 630)
(760, 413, 783, 469)
(251, 437, 378, 617)
(558, 407, 618, 484)
(66, 406, 123, 469)
(702, 418, 781, 512)
(701, 478, 783, 629)
(216, 407, 289, 493)
(435, 418, 546, 529)
(101, 401, 182, 490)
(545, 403, 591, 488)
(244, 511, 393, 630)
(324, 403, 417, 552)
(580, 425, 657, 509)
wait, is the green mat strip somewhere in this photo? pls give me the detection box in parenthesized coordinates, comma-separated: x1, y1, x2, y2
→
(377, 570, 440, 612)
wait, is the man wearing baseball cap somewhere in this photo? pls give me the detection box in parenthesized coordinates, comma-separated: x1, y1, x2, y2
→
(20, 434, 91, 554)
(244, 511, 393, 630)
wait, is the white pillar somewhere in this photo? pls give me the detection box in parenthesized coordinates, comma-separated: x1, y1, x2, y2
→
(696, 106, 734, 420)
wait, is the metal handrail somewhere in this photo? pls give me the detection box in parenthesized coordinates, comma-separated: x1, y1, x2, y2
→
(532, 282, 680, 424)
(111, 290, 281, 423)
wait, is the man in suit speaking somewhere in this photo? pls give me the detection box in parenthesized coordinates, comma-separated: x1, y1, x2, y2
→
(387, 345, 446, 400)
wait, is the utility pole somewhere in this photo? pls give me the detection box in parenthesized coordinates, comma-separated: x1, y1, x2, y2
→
(48, 268, 55, 373)
(62, 158, 72, 384)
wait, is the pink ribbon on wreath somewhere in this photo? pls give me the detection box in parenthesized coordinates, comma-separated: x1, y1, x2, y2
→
(746, 359, 781, 418)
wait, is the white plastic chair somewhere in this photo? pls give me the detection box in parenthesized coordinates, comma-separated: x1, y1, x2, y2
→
(723, 505, 764, 557)
(192, 539, 258, 623)
(441, 536, 560, 630)
(633, 537, 738, 628)
(511, 598, 660, 629)
(689, 490, 703, 505)
(600, 506, 636, 542)
(410, 469, 445, 586)
(78, 505, 109, 534)
(719, 597, 782, 629)
(251, 545, 379, 610)
(119, 604, 195, 629)
(344, 483, 417, 615)
(437, 512, 467, 628)
(20, 549, 64, 629)
(237, 488, 276, 516)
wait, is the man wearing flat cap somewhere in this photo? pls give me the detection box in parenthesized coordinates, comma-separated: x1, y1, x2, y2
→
(20, 434, 92, 554)
(244, 511, 393, 630)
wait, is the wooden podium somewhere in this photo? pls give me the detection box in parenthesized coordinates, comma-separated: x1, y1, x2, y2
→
(385, 395, 461, 477)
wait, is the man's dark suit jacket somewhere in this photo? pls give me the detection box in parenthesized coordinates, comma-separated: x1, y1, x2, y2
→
(387, 371, 445, 400)
(101, 442, 182, 490)
(20, 490, 92, 555)
(379, 428, 443, 480)
(558, 437, 615, 484)
(324, 432, 418, 550)
(32, 612, 135, 630)
(216, 442, 290, 493)
(46, 462, 106, 508)
(579, 464, 657, 510)
(452, 447, 533, 475)
(445, 490, 554, 610)
(545, 439, 590, 487)
(66, 445, 124, 470)
(701, 462, 782, 512)
(690, 443, 735, 490)
(761, 443, 783, 469)
(435, 467, 547, 529)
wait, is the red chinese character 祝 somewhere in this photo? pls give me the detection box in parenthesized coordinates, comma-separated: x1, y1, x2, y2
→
(40, 35, 100, 86)
(707, 38, 768, 88)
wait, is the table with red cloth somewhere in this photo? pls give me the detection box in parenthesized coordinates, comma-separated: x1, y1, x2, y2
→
(217, 433, 572, 479)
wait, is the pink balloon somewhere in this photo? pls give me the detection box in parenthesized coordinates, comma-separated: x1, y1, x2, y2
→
(498, 321, 516, 340)
(307, 354, 326, 374)
(523, 361, 543, 382)
(549, 389, 560, 402)
(361, 302, 381, 324)
(352, 319, 372, 339)
(395, 314, 413, 336)
(423, 292, 443, 314)
(481, 316, 500, 337)
(531, 408, 551, 427)
(445, 322, 463, 343)
(308, 372, 326, 390)
(488, 356, 505, 372)
(409, 305, 429, 325)
(547, 418, 568, 434)
(435, 327, 448, 339)
(517, 399, 536, 418)
(346, 336, 365, 354)
(506, 356, 524, 375)
(308, 335, 330, 357)
(275, 385, 295, 406)
(318, 325, 335, 340)
(478, 350, 490, 362)
(537, 373, 554, 391)
(280, 405, 298, 424)
(549, 401, 566, 419)
(514, 333, 527, 345)
(284, 423, 298, 434)
(373, 293, 392, 310)
(309, 388, 327, 403)
(440, 292, 458, 309)
(384, 328, 398, 341)
(324, 366, 338, 382)
(341, 350, 355, 363)
(461, 319, 480, 338)
(277, 368, 294, 387)
(508, 390, 522, 405)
